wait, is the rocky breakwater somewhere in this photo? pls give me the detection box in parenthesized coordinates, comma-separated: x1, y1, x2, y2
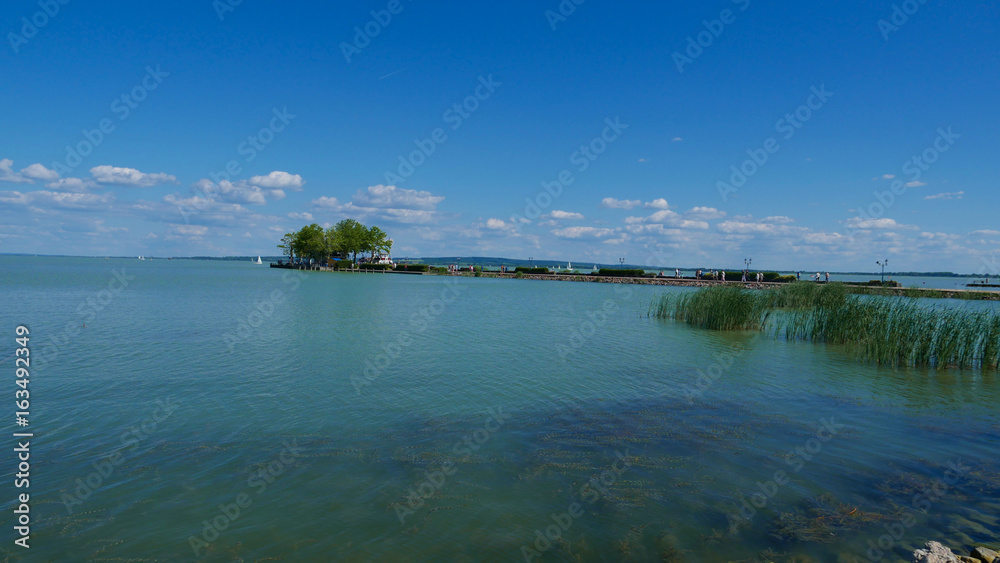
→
(913, 541, 997, 563)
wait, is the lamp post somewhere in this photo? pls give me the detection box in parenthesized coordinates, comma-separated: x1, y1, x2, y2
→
(877, 259, 888, 284)
(619, 257, 625, 269)
(744, 257, 752, 273)
(528, 257, 533, 268)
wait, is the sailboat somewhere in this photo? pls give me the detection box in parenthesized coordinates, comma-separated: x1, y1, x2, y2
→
(567, 261, 572, 272)
(255, 256, 263, 265)
(138, 256, 145, 261)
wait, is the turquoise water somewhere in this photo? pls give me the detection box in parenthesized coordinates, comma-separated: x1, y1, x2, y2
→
(0, 256, 998, 562)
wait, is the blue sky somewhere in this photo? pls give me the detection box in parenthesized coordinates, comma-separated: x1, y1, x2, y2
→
(1, 0, 998, 272)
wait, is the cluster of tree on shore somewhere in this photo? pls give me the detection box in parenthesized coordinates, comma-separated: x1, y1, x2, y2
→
(278, 220, 391, 263)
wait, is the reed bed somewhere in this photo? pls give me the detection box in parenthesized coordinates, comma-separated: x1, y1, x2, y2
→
(652, 283, 1000, 370)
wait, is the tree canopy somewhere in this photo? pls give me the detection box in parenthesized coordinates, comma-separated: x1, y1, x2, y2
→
(282, 221, 392, 263)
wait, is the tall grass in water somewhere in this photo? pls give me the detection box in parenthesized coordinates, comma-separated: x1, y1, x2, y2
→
(650, 286, 772, 330)
(653, 284, 1000, 370)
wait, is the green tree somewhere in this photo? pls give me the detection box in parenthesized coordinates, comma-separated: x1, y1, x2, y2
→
(332, 219, 367, 262)
(278, 232, 295, 261)
(367, 225, 391, 260)
(293, 224, 327, 262)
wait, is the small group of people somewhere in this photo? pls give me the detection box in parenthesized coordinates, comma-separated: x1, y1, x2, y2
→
(695, 269, 725, 281)
(742, 271, 765, 283)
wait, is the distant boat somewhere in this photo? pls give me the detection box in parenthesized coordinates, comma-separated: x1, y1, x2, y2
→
(138, 256, 145, 261)
(255, 256, 263, 264)
(567, 261, 572, 271)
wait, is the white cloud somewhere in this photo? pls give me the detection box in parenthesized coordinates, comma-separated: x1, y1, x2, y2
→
(352, 184, 444, 210)
(905, 180, 927, 188)
(845, 217, 916, 230)
(920, 232, 960, 241)
(249, 171, 305, 190)
(717, 220, 804, 236)
(171, 224, 209, 236)
(803, 232, 846, 245)
(923, 191, 963, 200)
(287, 212, 314, 221)
(192, 178, 286, 205)
(0, 189, 114, 210)
(0, 159, 34, 184)
(970, 229, 1000, 237)
(672, 137, 683, 142)
(551, 226, 616, 239)
(312, 196, 341, 208)
(20, 163, 59, 181)
(644, 198, 670, 210)
(600, 197, 640, 209)
(881, 174, 895, 180)
(761, 215, 795, 224)
(90, 165, 177, 187)
(684, 206, 726, 220)
(46, 178, 96, 192)
(485, 218, 510, 230)
(548, 210, 585, 220)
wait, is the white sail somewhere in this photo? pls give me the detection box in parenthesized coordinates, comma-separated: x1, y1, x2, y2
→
(255, 256, 263, 264)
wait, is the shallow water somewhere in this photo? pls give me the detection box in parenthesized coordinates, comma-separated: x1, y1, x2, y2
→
(1, 256, 997, 562)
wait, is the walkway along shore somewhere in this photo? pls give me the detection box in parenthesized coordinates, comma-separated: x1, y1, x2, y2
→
(269, 263, 1000, 301)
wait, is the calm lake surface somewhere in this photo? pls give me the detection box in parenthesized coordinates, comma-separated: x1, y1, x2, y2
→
(1, 256, 998, 562)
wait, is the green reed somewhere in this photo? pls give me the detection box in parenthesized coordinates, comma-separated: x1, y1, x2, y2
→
(650, 286, 772, 330)
(653, 284, 1000, 370)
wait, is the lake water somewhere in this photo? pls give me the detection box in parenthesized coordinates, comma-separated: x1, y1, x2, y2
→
(1, 256, 998, 562)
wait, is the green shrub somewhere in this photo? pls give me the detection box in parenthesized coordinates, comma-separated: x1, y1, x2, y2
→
(334, 260, 353, 270)
(759, 272, 795, 282)
(430, 266, 448, 274)
(394, 264, 429, 272)
(597, 268, 646, 277)
(514, 267, 551, 274)
(361, 263, 391, 270)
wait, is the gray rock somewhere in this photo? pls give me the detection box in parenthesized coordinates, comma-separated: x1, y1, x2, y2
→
(913, 542, 959, 563)
(972, 547, 998, 563)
